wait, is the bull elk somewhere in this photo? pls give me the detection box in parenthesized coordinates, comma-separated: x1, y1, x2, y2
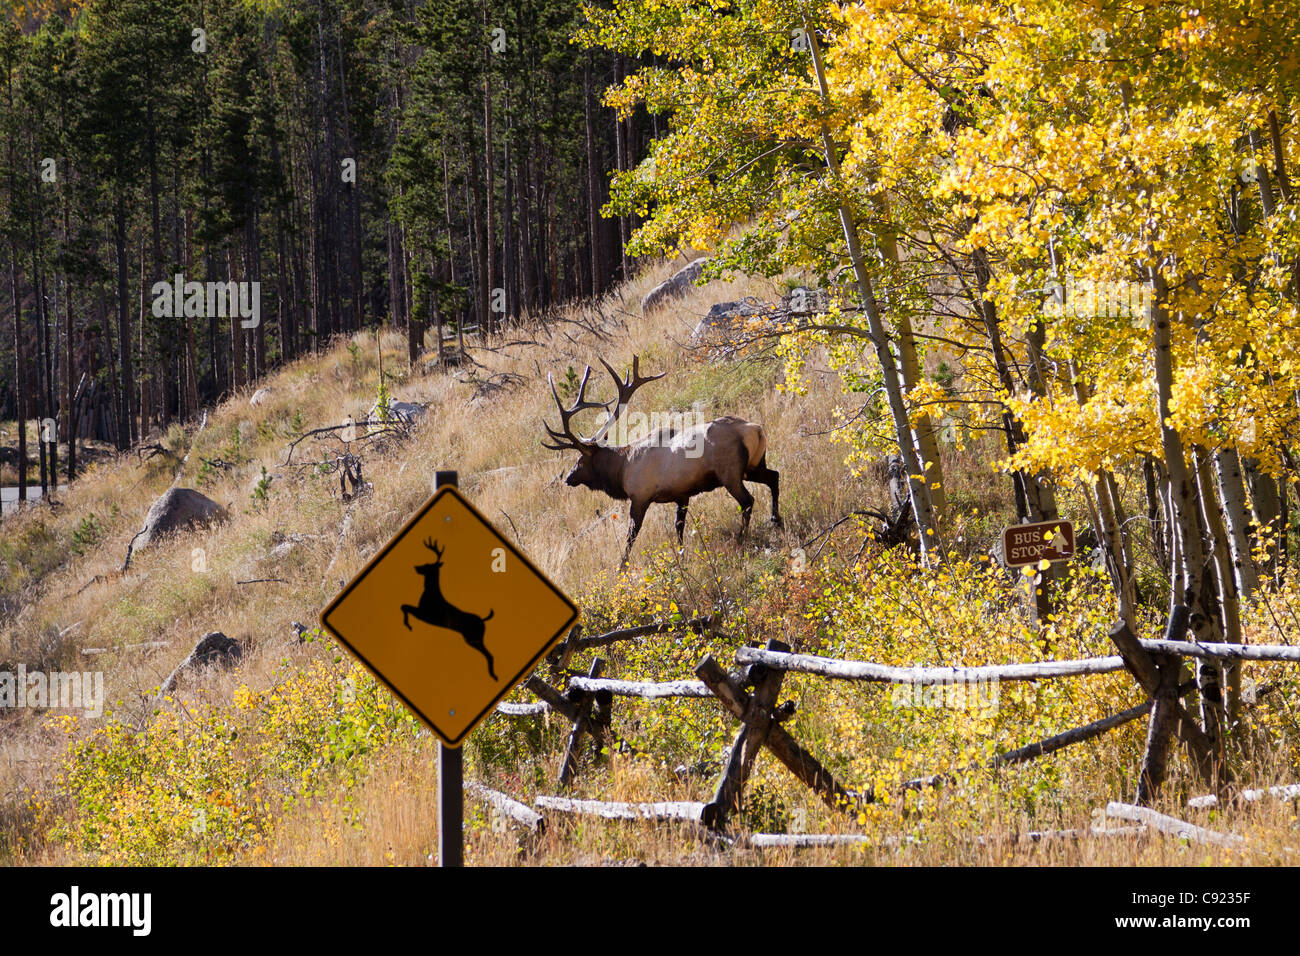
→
(543, 355, 781, 565)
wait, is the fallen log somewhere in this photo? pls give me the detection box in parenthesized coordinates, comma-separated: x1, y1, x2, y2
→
(1187, 783, 1300, 810)
(1105, 802, 1243, 847)
(735, 646, 1126, 684)
(745, 825, 1148, 851)
(465, 782, 545, 833)
(534, 797, 704, 822)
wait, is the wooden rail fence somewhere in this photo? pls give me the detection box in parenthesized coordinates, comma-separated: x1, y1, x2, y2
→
(480, 616, 1300, 850)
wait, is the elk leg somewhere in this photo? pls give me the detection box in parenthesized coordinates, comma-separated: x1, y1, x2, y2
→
(746, 463, 781, 526)
(675, 502, 689, 543)
(726, 481, 755, 539)
(622, 501, 649, 567)
(401, 606, 415, 630)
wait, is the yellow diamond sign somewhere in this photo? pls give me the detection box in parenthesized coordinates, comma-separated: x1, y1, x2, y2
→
(320, 485, 578, 746)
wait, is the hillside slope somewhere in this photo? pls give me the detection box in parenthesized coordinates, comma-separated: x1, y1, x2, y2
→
(2, 261, 1298, 866)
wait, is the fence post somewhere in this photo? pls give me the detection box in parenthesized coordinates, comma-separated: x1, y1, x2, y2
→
(558, 657, 605, 786)
(696, 654, 861, 817)
(703, 639, 789, 830)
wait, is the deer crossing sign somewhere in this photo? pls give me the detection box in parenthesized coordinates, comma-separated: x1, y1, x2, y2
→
(320, 484, 578, 746)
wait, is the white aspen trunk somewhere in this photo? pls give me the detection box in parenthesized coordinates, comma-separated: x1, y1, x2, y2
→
(1213, 446, 1259, 601)
(804, 23, 941, 563)
(875, 212, 948, 520)
(1196, 448, 1242, 728)
(1150, 262, 1224, 755)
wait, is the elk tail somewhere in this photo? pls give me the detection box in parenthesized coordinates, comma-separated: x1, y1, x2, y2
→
(483, 608, 495, 622)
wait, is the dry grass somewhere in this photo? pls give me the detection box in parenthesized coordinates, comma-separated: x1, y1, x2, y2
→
(2, 255, 1298, 866)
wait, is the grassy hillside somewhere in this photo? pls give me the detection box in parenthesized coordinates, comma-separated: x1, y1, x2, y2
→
(2, 260, 1298, 866)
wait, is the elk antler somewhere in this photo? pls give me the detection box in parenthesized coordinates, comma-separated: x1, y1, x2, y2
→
(543, 355, 665, 449)
(542, 365, 610, 450)
(588, 355, 666, 444)
(424, 537, 444, 560)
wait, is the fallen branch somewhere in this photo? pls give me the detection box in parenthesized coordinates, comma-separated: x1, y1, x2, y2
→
(745, 826, 1148, 851)
(281, 420, 411, 465)
(81, 640, 171, 657)
(120, 527, 147, 572)
(465, 782, 545, 833)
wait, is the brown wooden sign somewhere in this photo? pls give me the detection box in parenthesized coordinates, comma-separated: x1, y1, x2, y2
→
(1001, 520, 1075, 567)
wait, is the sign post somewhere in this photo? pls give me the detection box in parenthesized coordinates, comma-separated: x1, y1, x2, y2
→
(319, 468, 578, 868)
(1001, 519, 1075, 626)
(435, 471, 462, 868)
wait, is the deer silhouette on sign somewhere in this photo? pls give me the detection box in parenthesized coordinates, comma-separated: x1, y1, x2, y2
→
(401, 538, 497, 680)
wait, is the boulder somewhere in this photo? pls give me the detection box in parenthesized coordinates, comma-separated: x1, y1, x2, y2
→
(366, 400, 427, 424)
(640, 257, 711, 314)
(158, 631, 243, 696)
(135, 488, 228, 551)
(781, 286, 831, 314)
(690, 298, 774, 346)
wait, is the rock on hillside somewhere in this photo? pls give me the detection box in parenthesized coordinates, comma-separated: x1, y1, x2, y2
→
(134, 488, 228, 551)
(690, 297, 775, 347)
(366, 400, 427, 424)
(641, 257, 712, 314)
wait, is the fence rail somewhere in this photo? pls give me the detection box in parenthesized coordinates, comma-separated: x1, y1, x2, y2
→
(733, 647, 1128, 683)
(1136, 638, 1300, 662)
(567, 676, 712, 699)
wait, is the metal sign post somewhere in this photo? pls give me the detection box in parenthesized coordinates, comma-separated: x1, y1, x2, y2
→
(435, 470, 462, 868)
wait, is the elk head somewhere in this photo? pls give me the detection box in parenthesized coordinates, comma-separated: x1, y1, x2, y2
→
(542, 356, 664, 493)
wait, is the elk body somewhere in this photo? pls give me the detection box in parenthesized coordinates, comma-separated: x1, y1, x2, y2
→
(401, 539, 497, 680)
(544, 357, 781, 565)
